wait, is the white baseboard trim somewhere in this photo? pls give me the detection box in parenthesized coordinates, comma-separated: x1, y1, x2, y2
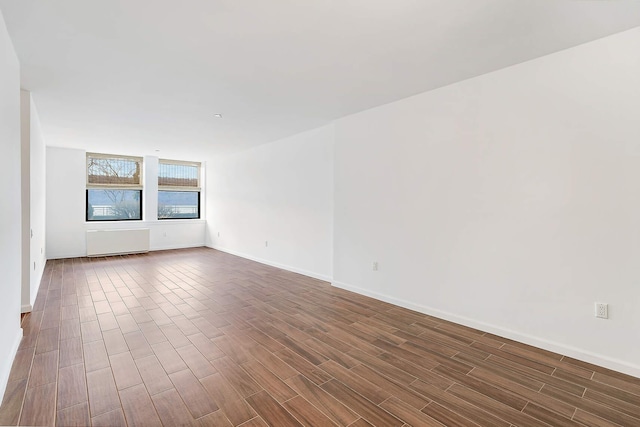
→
(209, 245, 332, 282)
(21, 304, 32, 313)
(332, 280, 640, 379)
(150, 243, 205, 252)
(47, 251, 85, 260)
(0, 328, 24, 403)
(48, 243, 206, 260)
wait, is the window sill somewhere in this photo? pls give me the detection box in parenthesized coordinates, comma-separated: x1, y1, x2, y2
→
(85, 219, 205, 227)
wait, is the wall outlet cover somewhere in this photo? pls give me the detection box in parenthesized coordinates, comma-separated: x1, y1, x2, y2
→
(595, 302, 608, 319)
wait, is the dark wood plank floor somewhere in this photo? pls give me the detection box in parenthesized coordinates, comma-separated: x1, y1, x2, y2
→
(1, 247, 639, 426)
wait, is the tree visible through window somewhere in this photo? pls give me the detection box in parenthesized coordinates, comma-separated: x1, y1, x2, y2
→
(86, 153, 143, 221)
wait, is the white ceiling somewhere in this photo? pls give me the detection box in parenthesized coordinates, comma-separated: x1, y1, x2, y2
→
(2, 1, 640, 160)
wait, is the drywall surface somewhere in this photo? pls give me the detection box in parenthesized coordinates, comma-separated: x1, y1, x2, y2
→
(206, 124, 334, 280)
(333, 28, 640, 376)
(46, 146, 86, 258)
(46, 147, 205, 259)
(30, 94, 46, 306)
(0, 10, 23, 402)
(20, 90, 47, 311)
(20, 90, 30, 311)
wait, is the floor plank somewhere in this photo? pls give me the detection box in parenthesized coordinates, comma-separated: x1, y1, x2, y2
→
(86, 367, 120, 417)
(169, 368, 220, 418)
(134, 354, 174, 395)
(245, 390, 303, 427)
(57, 363, 87, 409)
(283, 395, 339, 427)
(56, 402, 91, 427)
(151, 388, 197, 426)
(0, 379, 27, 426)
(19, 382, 56, 426)
(201, 372, 257, 426)
(321, 379, 404, 427)
(119, 383, 163, 426)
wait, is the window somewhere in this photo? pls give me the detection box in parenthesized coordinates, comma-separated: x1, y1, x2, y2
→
(86, 153, 143, 221)
(158, 160, 200, 219)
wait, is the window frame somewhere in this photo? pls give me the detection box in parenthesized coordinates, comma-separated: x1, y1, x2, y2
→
(157, 159, 201, 220)
(86, 152, 144, 222)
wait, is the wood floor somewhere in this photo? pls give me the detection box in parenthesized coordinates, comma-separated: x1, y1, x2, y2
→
(1, 248, 639, 426)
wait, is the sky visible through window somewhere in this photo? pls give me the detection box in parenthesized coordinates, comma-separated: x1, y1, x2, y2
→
(158, 191, 199, 219)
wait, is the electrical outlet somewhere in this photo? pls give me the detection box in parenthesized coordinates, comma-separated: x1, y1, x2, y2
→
(595, 302, 608, 319)
(265, 241, 268, 247)
(217, 231, 220, 237)
(372, 261, 378, 271)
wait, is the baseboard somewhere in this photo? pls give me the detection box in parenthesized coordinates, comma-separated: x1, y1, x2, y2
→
(209, 245, 332, 282)
(48, 243, 205, 260)
(332, 280, 640, 379)
(87, 250, 148, 258)
(21, 304, 32, 313)
(150, 243, 205, 252)
(47, 251, 86, 260)
(0, 328, 23, 403)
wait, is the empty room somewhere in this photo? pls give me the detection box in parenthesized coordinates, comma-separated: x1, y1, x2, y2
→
(1, 1, 640, 426)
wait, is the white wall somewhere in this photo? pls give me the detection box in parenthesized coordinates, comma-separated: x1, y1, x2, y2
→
(30, 94, 46, 305)
(20, 90, 30, 311)
(19, 90, 47, 312)
(0, 10, 23, 402)
(206, 125, 334, 280)
(333, 27, 640, 377)
(46, 147, 85, 258)
(46, 147, 205, 258)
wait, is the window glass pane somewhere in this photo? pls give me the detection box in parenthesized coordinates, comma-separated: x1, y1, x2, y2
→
(88, 156, 142, 186)
(158, 191, 199, 219)
(87, 189, 142, 221)
(158, 162, 199, 188)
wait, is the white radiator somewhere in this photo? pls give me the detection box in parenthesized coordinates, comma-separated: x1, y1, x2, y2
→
(86, 229, 150, 257)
